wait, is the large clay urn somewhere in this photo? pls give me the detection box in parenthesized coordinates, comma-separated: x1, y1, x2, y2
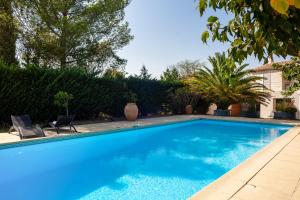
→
(124, 103, 139, 121)
(229, 104, 241, 117)
(185, 105, 193, 114)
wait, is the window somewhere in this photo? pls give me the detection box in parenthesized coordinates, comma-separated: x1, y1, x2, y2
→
(283, 82, 291, 90)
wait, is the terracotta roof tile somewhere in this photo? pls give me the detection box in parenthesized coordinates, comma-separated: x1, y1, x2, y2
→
(250, 61, 290, 72)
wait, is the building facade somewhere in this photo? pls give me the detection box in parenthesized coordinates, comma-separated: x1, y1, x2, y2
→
(251, 61, 300, 119)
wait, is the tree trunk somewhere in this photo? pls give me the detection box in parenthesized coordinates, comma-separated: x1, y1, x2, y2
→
(0, 0, 17, 65)
(59, 12, 68, 68)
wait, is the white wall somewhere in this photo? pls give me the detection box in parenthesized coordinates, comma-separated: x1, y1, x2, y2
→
(254, 70, 300, 119)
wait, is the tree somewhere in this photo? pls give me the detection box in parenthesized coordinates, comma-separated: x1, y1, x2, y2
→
(0, 0, 17, 65)
(54, 91, 73, 116)
(15, 0, 133, 72)
(160, 68, 180, 82)
(274, 57, 300, 95)
(102, 67, 126, 79)
(185, 52, 270, 110)
(199, 0, 300, 63)
(161, 59, 205, 81)
(139, 65, 152, 80)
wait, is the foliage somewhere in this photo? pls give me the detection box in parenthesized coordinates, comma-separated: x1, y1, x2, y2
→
(169, 87, 209, 114)
(54, 91, 73, 116)
(198, 0, 300, 63)
(161, 60, 205, 81)
(14, 0, 133, 72)
(270, 0, 300, 15)
(274, 57, 300, 96)
(0, 0, 17, 65)
(124, 90, 138, 103)
(276, 100, 297, 113)
(126, 77, 181, 116)
(139, 65, 152, 80)
(160, 68, 181, 82)
(184, 52, 271, 110)
(102, 67, 126, 79)
(0, 64, 180, 124)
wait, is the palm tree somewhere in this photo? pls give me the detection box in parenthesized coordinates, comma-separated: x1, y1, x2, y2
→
(185, 52, 270, 113)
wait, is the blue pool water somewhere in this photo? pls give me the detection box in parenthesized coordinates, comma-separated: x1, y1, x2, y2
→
(0, 119, 291, 200)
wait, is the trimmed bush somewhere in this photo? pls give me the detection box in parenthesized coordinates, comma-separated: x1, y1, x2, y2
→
(169, 87, 210, 114)
(0, 65, 181, 124)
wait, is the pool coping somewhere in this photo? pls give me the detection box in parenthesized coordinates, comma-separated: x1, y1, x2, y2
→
(190, 125, 300, 200)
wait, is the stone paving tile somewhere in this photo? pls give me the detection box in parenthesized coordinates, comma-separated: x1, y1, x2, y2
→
(291, 184, 300, 200)
(233, 184, 291, 200)
(249, 172, 299, 195)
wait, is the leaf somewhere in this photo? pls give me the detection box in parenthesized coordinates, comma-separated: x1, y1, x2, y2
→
(207, 16, 218, 23)
(270, 0, 289, 15)
(199, 0, 207, 15)
(232, 39, 243, 46)
(294, 0, 300, 8)
(201, 31, 210, 43)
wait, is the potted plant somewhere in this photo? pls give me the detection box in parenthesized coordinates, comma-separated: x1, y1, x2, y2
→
(184, 52, 271, 117)
(240, 103, 259, 118)
(169, 87, 200, 115)
(54, 91, 73, 116)
(213, 101, 231, 116)
(274, 100, 297, 120)
(124, 91, 139, 121)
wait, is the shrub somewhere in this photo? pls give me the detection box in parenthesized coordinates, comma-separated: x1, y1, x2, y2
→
(169, 87, 209, 114)
(0, 64, 181, 124)
(276, 101, 297, 113)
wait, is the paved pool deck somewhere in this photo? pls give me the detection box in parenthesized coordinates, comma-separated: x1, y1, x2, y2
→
(1, 115, 300, 200)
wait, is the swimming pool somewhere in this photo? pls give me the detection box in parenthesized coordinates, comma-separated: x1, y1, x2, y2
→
(0, 119, 291, 200)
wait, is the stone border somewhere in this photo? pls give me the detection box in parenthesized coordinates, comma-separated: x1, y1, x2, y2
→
(190, 126, 300, 200)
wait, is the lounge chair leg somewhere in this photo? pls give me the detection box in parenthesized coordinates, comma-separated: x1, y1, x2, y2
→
(8, 126, 14, 134)
(71, 125, 78, 133)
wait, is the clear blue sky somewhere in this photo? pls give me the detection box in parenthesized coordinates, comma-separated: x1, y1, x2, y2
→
(119, 0, 284, 77)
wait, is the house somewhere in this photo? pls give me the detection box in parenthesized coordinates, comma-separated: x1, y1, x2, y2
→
(251, 60, 300, 119)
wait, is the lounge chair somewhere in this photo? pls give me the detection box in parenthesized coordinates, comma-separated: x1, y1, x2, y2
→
(9, 115, 46, 139)
(49, 115, 78, 134)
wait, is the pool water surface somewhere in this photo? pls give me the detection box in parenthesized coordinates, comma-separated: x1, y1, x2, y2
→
(0, 119, 291, 200)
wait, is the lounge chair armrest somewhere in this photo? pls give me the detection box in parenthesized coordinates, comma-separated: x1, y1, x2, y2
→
(35, 124, 41, 128)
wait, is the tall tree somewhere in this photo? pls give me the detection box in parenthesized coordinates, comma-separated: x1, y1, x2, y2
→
(139, 65, 151, 80)
(0, 0, 17, 65)
(161, 59, 205, 81)
(16, 0, 133, 72)
(199, 0, 300, 62)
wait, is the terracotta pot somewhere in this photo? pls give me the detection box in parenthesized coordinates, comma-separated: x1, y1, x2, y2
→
(124, 103, 138, 121)
(229, 104, 241, 117)
(185, 105, 193, 114)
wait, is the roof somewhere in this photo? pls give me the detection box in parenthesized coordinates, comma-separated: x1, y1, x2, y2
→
(250, 61, 290, 72)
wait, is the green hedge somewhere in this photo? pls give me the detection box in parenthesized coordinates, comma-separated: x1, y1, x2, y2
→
(0, 65, 182, 124)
